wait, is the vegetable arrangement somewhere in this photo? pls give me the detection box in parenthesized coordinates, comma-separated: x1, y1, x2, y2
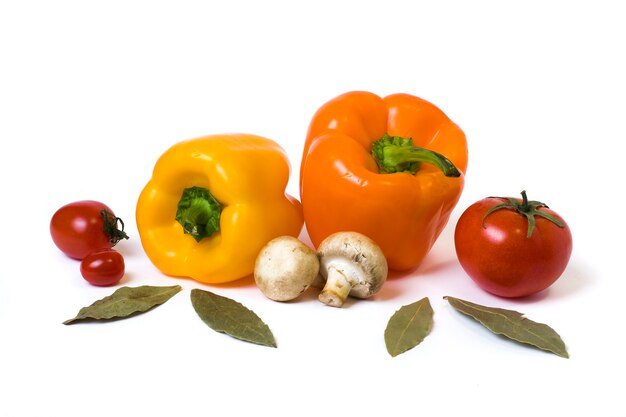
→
(52, 90, 573, 359)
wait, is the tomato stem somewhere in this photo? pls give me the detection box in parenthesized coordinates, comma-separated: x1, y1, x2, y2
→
(100, 210, 129, 246)
(175, 186, 222, 242)
(481, 190, 565, 238)
(371, 134, 461, 177)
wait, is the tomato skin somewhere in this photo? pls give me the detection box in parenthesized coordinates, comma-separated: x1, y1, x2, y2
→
(50, 200, 119, 259)
(454, 197, 572, 298)
(80, 249, 125, 286)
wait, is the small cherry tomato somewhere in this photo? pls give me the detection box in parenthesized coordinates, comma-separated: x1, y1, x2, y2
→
(50, 200, 129, 259)
(454, 191, 572, 298)
(80, 249, 125, 286)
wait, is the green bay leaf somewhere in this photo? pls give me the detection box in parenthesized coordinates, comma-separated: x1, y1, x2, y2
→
(190, 289, 277, 348)
(63, 285, 182, 325)
(385, 297, 434, 357)
(444, 296, 569, 358)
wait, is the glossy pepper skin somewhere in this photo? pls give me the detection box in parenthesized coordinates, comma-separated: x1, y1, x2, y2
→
(137, 134, 304, 284)
(300, 91, 468, 271)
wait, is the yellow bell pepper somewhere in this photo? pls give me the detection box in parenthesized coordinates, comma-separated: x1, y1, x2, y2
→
(136, 134, 304, 284)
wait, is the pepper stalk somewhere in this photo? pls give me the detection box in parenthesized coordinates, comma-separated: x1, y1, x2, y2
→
(371, 134, 461, 177)
(175, 186, 222, 242)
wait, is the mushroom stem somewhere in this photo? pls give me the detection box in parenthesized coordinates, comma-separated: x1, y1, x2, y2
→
(318, 266, 353, 307)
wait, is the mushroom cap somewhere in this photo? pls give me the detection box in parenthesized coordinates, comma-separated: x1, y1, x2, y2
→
(317, 231, 388, 299)
(254, 236, 320, 301)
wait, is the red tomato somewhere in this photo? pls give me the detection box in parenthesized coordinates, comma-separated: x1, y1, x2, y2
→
(50, 200, 128, 259)
(454, 191, 572, 298)
(80, 249, 125, 286)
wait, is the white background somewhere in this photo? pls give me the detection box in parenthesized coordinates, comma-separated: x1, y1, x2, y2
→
(1, 1, 624, 416)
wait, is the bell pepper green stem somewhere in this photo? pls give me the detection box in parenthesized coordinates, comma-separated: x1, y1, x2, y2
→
(371, 134, 460, 177)
(100, 210, 129, 246)
(175, 186, 222, 242)
(482, 190, 565, 238)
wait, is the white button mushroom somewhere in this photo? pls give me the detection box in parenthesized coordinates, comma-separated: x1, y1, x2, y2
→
(254, 236, 321, 302)
(317, 231, 388, 307)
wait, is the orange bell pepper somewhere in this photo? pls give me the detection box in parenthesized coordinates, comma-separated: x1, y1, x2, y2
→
(300, 91, 468, 271)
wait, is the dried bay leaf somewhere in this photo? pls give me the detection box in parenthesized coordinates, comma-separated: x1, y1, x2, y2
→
(385, 297, 434, 357)
(63, 285, 182, 325)
(190, 289, 276, 348)
(444, 296, 569, 358)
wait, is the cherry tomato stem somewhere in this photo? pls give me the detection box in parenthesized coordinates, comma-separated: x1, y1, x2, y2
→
(101, 209, 129, 245)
